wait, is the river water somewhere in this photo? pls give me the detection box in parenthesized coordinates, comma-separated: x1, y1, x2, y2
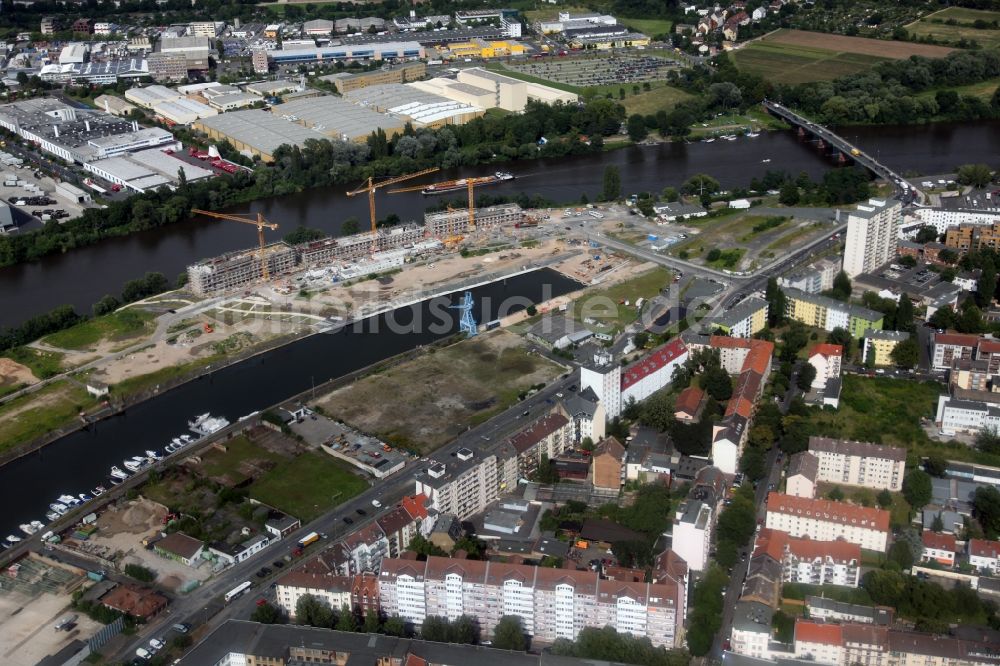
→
(1, 120, 998, 328)
(0, 269, 581, 540)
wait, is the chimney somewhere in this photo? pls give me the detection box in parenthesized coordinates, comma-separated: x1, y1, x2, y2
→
(53, 124, 59, 138)
(410, 9, 415, 18)
(84, 120, 91, 132)
(132, 120, 139, 132)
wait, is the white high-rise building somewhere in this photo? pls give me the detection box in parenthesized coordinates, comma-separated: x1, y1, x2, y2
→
(843, 198, 902, 278)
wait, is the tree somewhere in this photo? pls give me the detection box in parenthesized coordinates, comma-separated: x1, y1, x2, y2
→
(925, 456, 948, 477)
(898, 255, 917, 269)
(449, 614, 478, 644)
(296, 594, 334, 628)
(602, 165, 622, 201)
(363, 609, 381, 634)
(890, 338, 919, 368)
(702, 366, 732, 401)
(956, 163, 994, 188)
(383, 615, 408, 637)
(682, 173, 720, 196)
(778, 182, 800, 205)
(284, 225, 326, 244)
(627, 114, 648, 142)
(915, 226, 939, 244)
(493, 615, 527, 651)
(251, 601, 285, 624)
(978, 266, 998, 308)
(973, 485, 1000, 538)
(420, 616, 451, 642)
(931, 513, 945, 532)
(895, 295, 915, 333)
(686, 565, 728, 656)
(796, 363, 817, 391)
(903, 469, 933, 509)
(662, 186, 679, 202)
(341, 217, 360, 236)
(766, 277, 786, 326)
(877, 489, 893, 509)
(92, 294, 121, 317)
(739, 445, 767, 481)
(828, 271, 852, 301)
(888, 540, 914, 570)
(827, 327, 853, 354)
(827, 485, 845, 501)
(336, 605, 358, 632)
(975, 428, 1000, 456)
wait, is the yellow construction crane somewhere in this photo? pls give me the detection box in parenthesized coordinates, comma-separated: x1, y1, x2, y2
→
(346, 167, 439, 252)
(389, 175, 494, 232)
(191, 209, 279, 280)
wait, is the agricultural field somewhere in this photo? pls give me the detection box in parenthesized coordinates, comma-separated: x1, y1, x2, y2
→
(619, 17, 673, 37)
(317, 330, 564, 452)
(732, 29, 953, 84)
(905, 7, 1000, 50)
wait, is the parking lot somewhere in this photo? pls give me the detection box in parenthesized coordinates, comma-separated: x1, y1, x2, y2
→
(508, 53, 680, 87)
(0, 169, 91, 230)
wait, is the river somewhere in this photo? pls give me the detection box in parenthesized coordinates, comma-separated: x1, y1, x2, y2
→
(0, 269, 581, 540)
(1, 120, 997, 328)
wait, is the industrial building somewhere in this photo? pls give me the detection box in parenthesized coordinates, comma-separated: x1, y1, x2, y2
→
(159, 36, 211, 70)
(193, 110, 328, 162)
(424, 204, 523, 237)
(245, 79, 300, 97)
(83, 147, 214, 193)
(273, 96, 404, 142)
(125, 85, 180, 109)
(188, 242, 298, 296)
(412, 68, 577, 112)
(94, 95, 137, 117)
(152, 98, 218, 125)
(265, 42, 425, 67)
(148, 53, 188, 82)
(40, 59, 150, 85)
(0, 98, 174, 164)
(206, 92, 258, 112)
(444, 40, 526, 59)
(343, 84, 483, 128)
(321, 62, 427, 94)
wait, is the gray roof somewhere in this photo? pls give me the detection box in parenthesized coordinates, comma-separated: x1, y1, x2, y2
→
(194, 109, 328, 156)
(805, 595, 893, 625)
(731, 600, 774, 634)
(0, 201, 13, 229)
(654, 201, 705, 216)
(787, 451, 818, 482)
(712, 296, 767, 329)
(782, 287, 884, 322)
(808, 436, 906, 462)
(864, 328, 910, 341)
(275, 96, 403, 140)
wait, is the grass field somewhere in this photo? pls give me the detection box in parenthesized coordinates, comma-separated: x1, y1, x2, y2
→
(621, 84, 694, 115)
(199, 435, 283, 484)
(250, 451, 369, 522)
(906, 7, 1000, 49)
(3, 346, 64, 379)
(318, 330, 563, 452)
(571, 266, 672, 328)
(42, 310, 156, 351)
(795, 374, 1000, 467)
(918, 77, 1000, 103)
(619, 18, 673, 37)
(732, 29, 953, 84)
(0, 381, 94, 454)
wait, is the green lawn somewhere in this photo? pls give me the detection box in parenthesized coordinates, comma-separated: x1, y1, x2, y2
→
(571, 266, 672, 328)
(619, 17, 673, 37)
(732, 41, 895, 84)
(250, 451, 369, 522)
(42, 309, 156, 351)
(621, 84, 694, 116)
(199, 435, 283, 482)
(3, 346, 64, 379)
(905, 7, 1000, 49)
(0, 381, 95, 454)
(918, 77, 1000, 103)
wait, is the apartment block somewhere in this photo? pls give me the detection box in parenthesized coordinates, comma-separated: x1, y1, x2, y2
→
(507, 413, 572, 478)
(673, 499, 712, 572)
(708, 296, 768, 338)
(806, 596, 894, 625)
(710, 337, 774, 474)
(779, 256, 842, 294)
(783, 287, 884, 337)
(414, 449, 502, 520)
(580, 339, 689, 420)
(378, 556, 684, 648)
(843, 198, 902, 278)
(946, 222, 1000, 253)
(807, 343, 842, 390)
(275, 571, 354, 617)
(187, 242, 297, 296)
(754, 528, 862, 587)
(786, 452, 818, 499)
(932, 333, 982, 371)
(807, 436, 906, 491)
(862, 329, 910, 367)
(765, 492, 890, 552)
(936, 395, 1000, 436)
(423, 203, 523, 238)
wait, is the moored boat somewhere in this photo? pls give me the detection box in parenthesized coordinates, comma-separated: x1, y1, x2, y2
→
(421, 171, 514, 195)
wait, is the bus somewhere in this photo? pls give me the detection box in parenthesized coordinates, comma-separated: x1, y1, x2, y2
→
(224, 581, 252, 604)
(297, 532, 320, 549)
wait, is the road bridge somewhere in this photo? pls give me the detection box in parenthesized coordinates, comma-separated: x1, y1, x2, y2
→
(763, 101, 920, 203)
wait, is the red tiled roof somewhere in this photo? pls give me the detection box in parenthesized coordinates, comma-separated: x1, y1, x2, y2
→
(621, 338, 688, 390)
(744, 340, 774, 375)
(594, 436, 625, 461)
(787, 537, 860, 564)
(509, 413, 569, 454)
(969, 538, 1000, 559)
(101, 584, 168, 619)
(935, 333, 981, 347)
(810, 343, 843, 358)
(675, 386, 706, 416)
(922, 530, 956, 552)
(977, 339, 1000, 354)
(709, 335, 752, 349)
(276, 571, 352, 592)
(767, 492, 890, 532)
(795, 620, 843, 646)
(401, 494, 428, 520)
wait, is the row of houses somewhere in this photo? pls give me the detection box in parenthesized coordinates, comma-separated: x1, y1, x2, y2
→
(785, 437, 907, 498)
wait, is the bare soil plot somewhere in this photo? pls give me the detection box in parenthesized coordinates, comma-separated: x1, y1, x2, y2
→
(317, 330, 564, 452)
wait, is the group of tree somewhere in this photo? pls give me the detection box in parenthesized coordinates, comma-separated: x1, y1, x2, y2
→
(862, 568, 1000, 632)
(549, 626, 688, 666)
(290, 594, 409, 636)
(685, 565, 729, 656)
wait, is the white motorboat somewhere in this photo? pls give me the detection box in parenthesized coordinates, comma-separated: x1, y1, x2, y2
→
(761, 158, 771, 163)
(58, 494, 80, 506)
(189, 413, 230, 436)
(110, 466, 129, 479)
(703, 137, 716, 143)
(123, 460, 142, 472)
(146, 450, 162, 461)
(180, 434, 192, 443)
(19, 523, 39, 536)
(746, 131, 760, 138)
(78, 493, 92, 502)
(46, 511, 61, 522)
(4, 535, 21, 544)
(109, 477, 123, 486)
(92, 486, 106, 496)
(722, 134, 737, 141)
(130, 456, 147, 463)
(49, 503, 68, 515)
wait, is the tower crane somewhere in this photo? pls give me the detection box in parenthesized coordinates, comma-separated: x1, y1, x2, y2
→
(346, 167, 439, 253)
(389, 175, 495, 233)
(191, 209, 279, 280)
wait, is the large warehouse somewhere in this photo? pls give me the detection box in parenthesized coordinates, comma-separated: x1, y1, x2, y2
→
(193, 110, 328, 162)
(265, 41, 424, 66)
(83, 147, 214, 192)
(125, 85, 180, 109)
(152, 98, 217, 125)
(343, 83, 483, 128)
(408, 67, 580, 113)
(273, 96, 404, 142)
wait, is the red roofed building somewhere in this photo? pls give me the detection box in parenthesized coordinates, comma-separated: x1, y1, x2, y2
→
(101, 584, 168, 620)
(621, 338, 689, 404)
(932, 332, 981, 370)
(711, 337, 774, 474)
(674, 386, 706, 423)
(765, 492, 890, 552)
(808, 343, 843, 390)
(754, 528, 862, 587)
(795, 620, 844, 665)
(969, 538, 1000, 574)
(975, 338, 1000, 374)
(921, 530, 957, 567)
(508, 412, 572, 477)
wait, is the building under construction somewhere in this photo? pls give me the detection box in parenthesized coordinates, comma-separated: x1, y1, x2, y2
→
(298, 223, 426, 267)
(424, 203, 523, 237)
(188, 242, 297, 296)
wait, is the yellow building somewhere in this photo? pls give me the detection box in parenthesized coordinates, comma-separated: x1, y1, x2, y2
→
(863, 329, 909, 366)
(446, 40, 526, 59)
(782, 287, 884, 338)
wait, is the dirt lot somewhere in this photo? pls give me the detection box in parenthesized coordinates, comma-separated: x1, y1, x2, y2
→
(0, 357, 38, 390)
(0, 588, 101, 666)
(317, 329, 565, 452)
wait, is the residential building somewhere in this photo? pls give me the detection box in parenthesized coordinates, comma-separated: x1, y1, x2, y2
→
(674, 386, 706, 423)
(592, 436, 625, 489)
(807, 344, 842, 390)
(779, 257, 842, 295)
(275, 571, 353, 617)
(765, 492, 890, 552)
(754, 528, 862, 587)
(673, 499, 712, 572)
(378, 556, 684, 647)
(783, 287, 884, 337)
(805, 596, 894, 625)
(932, 333, 982, 371)
(580, 339, 690, 420)
(807, 436, 906, 491)
(507, 413, 572, 478)
(731, 600, 775, 659)
(709, 337, 774, 474)
(208, 534, 272, 566)
(558, 388, 605, 444)
(187, 243, 298, 296)
(414, 450, 501, 520)
(653, 201, 706, 221)
(377, 497, 427, 559)
(843, 198, 902, 277)
(908, 207, 1000, 237)
(921, 530, 956, 567)
(708, 296, 768, 338)
(786, 452, 818, 499)
(935, 395, 1000, 436)
(340, 522, 389, 574)
(794, 620, 844, 665)
(969, 538, 1000, 574)
(946, 222, 1000, 253)
(101, 584, 168, 620)
(153, 532, 204, 566)
(862, 329, 910, 366)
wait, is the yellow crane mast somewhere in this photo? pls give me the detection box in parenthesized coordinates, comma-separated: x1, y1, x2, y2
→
(191, 209, 279, 280)
(346, 167, 439, 253)
(389, 175, 495, 232)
